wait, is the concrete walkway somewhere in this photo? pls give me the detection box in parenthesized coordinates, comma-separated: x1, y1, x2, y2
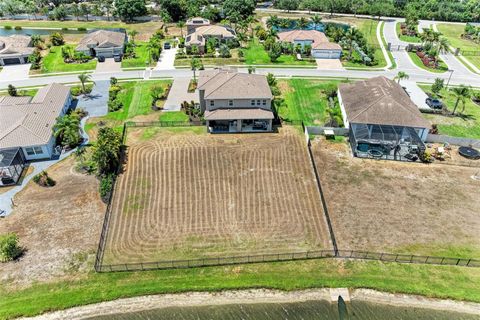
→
(163, 76, 198, 111)
(76, 80, 109, 117)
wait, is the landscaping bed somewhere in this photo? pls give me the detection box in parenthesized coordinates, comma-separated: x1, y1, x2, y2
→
(37, 46, 97, 74)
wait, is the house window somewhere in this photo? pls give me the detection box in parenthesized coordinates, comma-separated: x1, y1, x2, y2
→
(25, 146, 43, 156)
(210, 100, 215, 107)
(228, 100, 233, 106)
(257, 100, 261, 106)
(262, 100, 267, 106)
(251, 100, 255, 106)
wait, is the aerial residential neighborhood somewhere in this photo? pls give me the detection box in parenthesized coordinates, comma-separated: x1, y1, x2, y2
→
(0, 0, 479, 319)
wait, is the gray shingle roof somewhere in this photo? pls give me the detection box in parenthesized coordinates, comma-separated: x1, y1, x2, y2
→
(277, 30, 341, 50)
(0, 35, 34, 56)
(198, 70, 273, 100)
(76, 30, 126, 51)
(0, 83, 70, 149)
(338, 76, 429, 128)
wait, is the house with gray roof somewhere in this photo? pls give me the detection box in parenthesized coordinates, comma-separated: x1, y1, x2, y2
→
(185, 18, 236, 54)
(0, 83, 72, 163)
(198, 70, 274, 133)
(76, 29, 126, 58)
(338, 76, 430, 161)
(0, 35, 34, 65)
(277, 30, 342, 59)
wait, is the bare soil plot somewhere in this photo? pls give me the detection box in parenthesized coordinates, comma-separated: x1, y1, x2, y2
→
(0, 157, 105, 288)
(312, 139, 480, 258)
(103, 127, 332, 264)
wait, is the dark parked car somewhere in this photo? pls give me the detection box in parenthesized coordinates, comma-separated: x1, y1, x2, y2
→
(113, 54, 122, 62)
(426, 98, 443, 109)
(97, 55, 105, 62)
(163, 42, 171, 49)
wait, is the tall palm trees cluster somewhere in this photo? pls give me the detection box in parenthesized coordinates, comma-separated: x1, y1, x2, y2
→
(266, 14, 322, 31)
(418, 28, 450, 67)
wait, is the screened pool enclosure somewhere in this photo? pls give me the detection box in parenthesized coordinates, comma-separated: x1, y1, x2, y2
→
(0, 148, 26, 187)
(349, 123, 426, 161)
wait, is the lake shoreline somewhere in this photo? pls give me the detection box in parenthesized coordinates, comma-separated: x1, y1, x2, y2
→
(22, 288, 480, 320)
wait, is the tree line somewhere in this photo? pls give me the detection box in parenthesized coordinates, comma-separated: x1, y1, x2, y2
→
(275, 0, 480, 23)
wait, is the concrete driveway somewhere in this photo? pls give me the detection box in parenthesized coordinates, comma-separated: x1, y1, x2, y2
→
(0, 64, 31, 81)
(76, 80, 109, 117)
(155, 47, 177, 70)
(164, 76, 198, 111)
(316, 59, 343, 70)
(95, 58, 121, 73)
(401, 81, 431, 111)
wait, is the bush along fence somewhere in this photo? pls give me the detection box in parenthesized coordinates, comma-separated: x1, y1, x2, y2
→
(94, 121, 480, 273)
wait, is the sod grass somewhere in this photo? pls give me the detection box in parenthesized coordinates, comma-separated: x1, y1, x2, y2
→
(40, 46, 97, 74)
(437, 23, 480, 71)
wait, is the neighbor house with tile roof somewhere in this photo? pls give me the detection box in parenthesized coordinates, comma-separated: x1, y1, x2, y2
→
(76, 29, 126, 58)
(185, 17, 236, 54)
(198, 70, 274, 133)
(0, 35, 34, 65)
(0, 83, 72, 162)
(338, 76, 430, 161)
(277, 30, 342, 59)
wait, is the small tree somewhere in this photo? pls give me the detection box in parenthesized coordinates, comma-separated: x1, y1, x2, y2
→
(0, 233, 22, 262)
(128, 29, 138, 44)
(150, 85, 165, 101)
(394, 71, 409, 84)
(78, 73, 92, 94)
(7, 84, 17, 96)
(177, 21, 186, 37)
(53, 113, 82, 148)
(431, 78, 444, 96)
(92, 127, 122, 176)
(49, 32, 65, 46)
(110, 77, 118, 86)
(190, 57, 202, 82)
(450, 85, 472, 115)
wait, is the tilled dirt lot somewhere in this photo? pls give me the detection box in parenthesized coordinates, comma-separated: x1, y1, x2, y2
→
(0, 157, 105, 287)
(103, 127, 332, 264)
(312, 139, 480, 257)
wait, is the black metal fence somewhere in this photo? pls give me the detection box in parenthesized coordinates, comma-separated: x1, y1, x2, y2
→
(96, 249, 480, 273)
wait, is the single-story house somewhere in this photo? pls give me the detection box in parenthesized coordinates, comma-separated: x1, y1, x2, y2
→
(76, 29, 127, 58)
(338, 76, 430, 161)
(277, 30, 342, 59)
(0, 83, 72, 163)
(0, 35, 34, 65)
(185, 20, 236, 54)
(198, 70, 274, 133)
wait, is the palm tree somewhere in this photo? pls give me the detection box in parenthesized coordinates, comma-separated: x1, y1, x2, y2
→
(394, 71, 409, 84)
(190, 58, 202, 82)
(298, 17, 309, 30)
(176, 21, 186, 38)
(128, 30, 138, 44)
(53, 114, 81, 147)
(78, 73, 92, 94)
(30, 34, 43, 48)
(450, 85, 472, 115)
(437, 37, 450, 54)
(343, 28, 361, 60)
(310, 15, 322, 31)
(266, 15, 280, 29)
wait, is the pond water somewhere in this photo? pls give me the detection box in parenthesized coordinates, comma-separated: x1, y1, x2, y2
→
(0, 27, 85, 37)
(86, 300, 479, 320)
(273, 22, 349, 33)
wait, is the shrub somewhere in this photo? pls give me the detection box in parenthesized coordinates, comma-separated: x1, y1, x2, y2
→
(109, 85, 121, 101)
(77, 27, 86, 31)
(28, 49, 42, 69)
(108, 99, 123, 112)
(99, 174, 114, 202)
(33, 171, 56, 187)
(4, 25, 12, 30)
(62, 27, 69, 31)
(419, 150, 434, 163)
(14, 26, 22, 30)
(7, 84, 17, 97)
(50, 32, 65, 46)
(70, 86, 83, 96)
(0, 233, 22, 262)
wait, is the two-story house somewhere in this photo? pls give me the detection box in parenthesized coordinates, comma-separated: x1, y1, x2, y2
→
(198, 70, 274, 133)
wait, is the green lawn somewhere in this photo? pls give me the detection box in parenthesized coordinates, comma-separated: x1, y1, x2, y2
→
(407, 52, 448, 73)
(343, 19, 387, 69)
(420, 85, 480, 139)
(40, 46, 97, 73)
(437, 23, 480, 70)
(85, 80, 172, 139)
(121, 42, 156, 69)
(395, 22, 421, 43)
(0, 88, 38, 96)
(278, 79, 345, 126)
(159, 111, 189, 122)
(1, 259, 479, 319)
(242, 40, 315, 66)
(174, 56, 242, 67)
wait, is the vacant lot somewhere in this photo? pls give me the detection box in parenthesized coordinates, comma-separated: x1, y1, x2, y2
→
(0, 157, 105, 288)
(103, 127, 331, 264)
(312, 139, 480, 258)
(437, 23, 480, 70)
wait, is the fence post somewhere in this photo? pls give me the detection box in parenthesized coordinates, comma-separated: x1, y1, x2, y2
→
(466, 259, 471, 266)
